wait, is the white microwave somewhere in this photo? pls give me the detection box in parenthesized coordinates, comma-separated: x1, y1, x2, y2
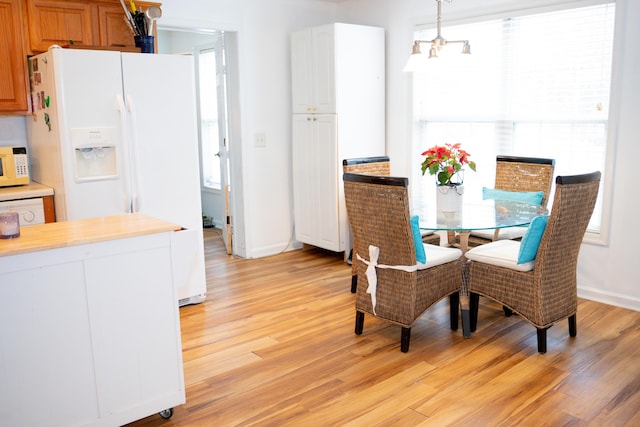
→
(0, 147, 30, 187)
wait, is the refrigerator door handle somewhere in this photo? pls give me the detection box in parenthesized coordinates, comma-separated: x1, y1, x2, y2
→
(125, 94, 142, 213)
(116, 94, 133, 213)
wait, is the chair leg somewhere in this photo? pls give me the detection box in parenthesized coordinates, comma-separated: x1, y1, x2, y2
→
(401, 327, 411, 353)
(503, 306, 513, 317)
(536, 327, 550, 353)
(449, 292, 459, 331)
(470, 293, 480, 332)
(350, 275, 357, 293)
(355, 311, 364, 335)
(569, 314, 577, 337)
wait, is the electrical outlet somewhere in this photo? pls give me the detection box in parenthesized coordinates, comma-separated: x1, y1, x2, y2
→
(255, 132, 266, 148)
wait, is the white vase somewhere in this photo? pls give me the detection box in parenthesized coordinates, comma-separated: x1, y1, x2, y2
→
(436, 184, 464, 213)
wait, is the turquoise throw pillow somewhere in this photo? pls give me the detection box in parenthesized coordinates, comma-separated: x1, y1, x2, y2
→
(410, 215, 427, 264)
(517, 215, 549, 264)
(483, 187, 544, 205)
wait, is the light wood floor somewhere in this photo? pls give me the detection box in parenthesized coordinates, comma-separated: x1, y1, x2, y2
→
(128, 228, 640, 426)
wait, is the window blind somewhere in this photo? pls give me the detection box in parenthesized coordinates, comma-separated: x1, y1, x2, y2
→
(411, 2, 615, 232)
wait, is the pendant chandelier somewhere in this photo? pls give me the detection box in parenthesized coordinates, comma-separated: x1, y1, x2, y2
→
(404, 0, 471, 72)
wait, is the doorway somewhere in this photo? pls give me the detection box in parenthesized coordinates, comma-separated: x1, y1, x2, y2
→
(194, 35, 231, 254)
(157, 29, 244, 256)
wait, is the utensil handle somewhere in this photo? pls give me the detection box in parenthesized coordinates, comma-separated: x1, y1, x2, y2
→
(119, 0, 138, 35)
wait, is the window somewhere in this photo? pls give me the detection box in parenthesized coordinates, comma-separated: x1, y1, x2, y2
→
(411, 2, 616, 235)
(197, 46, 222, 190)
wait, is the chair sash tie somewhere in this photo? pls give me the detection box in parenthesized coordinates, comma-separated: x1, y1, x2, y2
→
(356, 245, 418, 314)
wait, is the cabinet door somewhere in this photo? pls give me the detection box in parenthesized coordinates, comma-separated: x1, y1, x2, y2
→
(97, 4, 137, 49)
(290, 26, 336, 114)
(0, 262, 100, 426)
(291, 30, 314, 113)
(0, 0, 29, 112)
(84, 242, 183, 418)
(292, 115, 316, 243)
(312, 26, 336, 114)
(97, 2, 159, 50)
(313, 115, 340, 250)
(292, 114, 340, 251)
(27, 0, 94, 52)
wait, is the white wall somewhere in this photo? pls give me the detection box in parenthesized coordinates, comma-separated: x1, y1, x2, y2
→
(159, 0, 338, 258)
(336, 0, 640, 311)
(577, 0, 640, 310)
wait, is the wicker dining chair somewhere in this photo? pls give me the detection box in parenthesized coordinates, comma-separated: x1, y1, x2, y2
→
(343, 156, 440, 293)
(466, 155, 556, 247)
(343, 156, 391, 176)
(343, 172, 463, 352)
(466, 171, 601, 353)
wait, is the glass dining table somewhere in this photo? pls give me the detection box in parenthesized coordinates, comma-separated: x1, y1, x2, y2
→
(413, 197, 549, 338)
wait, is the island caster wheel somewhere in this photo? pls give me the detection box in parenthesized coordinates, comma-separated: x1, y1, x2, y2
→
(159, 408, 174, 419)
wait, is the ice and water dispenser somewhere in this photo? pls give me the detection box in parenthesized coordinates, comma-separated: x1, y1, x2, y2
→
(71, 127, 118, 181)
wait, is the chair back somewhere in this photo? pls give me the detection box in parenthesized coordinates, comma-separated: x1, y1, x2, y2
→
(343, 156, 390, 176)
(343, 173, 415, 268)
(495, 155, 555, 207)
(535, 171, 600, 318)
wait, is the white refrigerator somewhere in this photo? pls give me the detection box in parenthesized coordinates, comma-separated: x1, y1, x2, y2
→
(27, 47, 206, 306)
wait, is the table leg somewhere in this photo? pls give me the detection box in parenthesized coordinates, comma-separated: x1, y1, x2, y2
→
(444, 230, 472, 338)
(458, 231, 471, 338)
(460, 261, 472, 338)
(447, 230, 456, 246)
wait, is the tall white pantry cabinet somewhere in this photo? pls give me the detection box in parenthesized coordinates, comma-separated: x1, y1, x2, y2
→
(291, 23, 385, 253)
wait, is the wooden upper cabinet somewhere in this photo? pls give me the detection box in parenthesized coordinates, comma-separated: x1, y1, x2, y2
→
(0, 0, 29, 112)
(96, 1, 161, 50)
(26, 0, 94, 51)
(25, 0, 161, 53)
(0, 0, 161, 113)
(98, 4, 137, 49)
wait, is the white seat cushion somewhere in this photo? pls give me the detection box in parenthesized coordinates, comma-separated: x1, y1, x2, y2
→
(470, 226, 527, 241)
(465, 239, 535, 272)
(417, 244, 463, 270)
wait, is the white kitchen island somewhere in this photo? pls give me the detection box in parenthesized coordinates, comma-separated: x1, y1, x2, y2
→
(0, 214, 186, 426)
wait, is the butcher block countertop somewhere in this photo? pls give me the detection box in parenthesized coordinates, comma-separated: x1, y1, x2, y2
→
(0, 213, 181, 257)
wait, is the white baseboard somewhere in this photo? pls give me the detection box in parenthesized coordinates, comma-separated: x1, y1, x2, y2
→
(578, 286, 640, 312)
(246, 240, 303, 259)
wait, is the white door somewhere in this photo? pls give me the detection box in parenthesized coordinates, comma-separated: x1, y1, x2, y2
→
(195, 35, 232, 254)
